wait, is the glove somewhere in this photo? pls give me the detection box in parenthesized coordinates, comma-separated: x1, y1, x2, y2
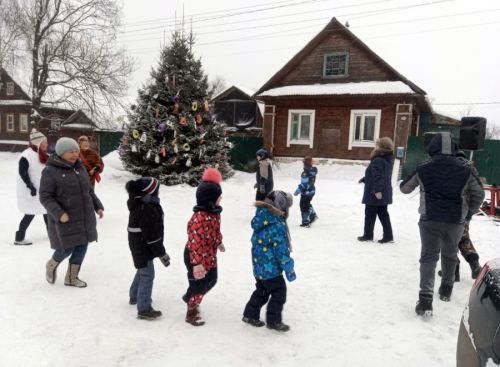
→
(159, 253, 170, 267)
(286, 271, 296, 282)
(375, 192, 382, 200)
(193, 264, 206, 280)
(253, 183, 257, 189)
(28, 185, 36, 196)
(358, 177, 365, 184)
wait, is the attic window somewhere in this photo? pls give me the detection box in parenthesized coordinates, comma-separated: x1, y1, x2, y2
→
(323, 52, 349, 77)
(6, 82, 14, 95)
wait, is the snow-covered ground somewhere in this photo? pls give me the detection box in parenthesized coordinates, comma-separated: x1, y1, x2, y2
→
(1, 151, 499, 367)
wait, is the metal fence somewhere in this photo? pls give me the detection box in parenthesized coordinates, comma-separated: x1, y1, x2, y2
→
(402, 136, 500, 185)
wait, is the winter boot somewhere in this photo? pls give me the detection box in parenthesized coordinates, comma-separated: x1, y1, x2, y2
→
(266, 322, 290, 332)
(415, 293, 433, 316)
(357, 236, 373, 242)
(45, 258, 60, 284)
(185, 306, 205, 326)
(242, 316, 265, 327)
(377, 237, 394, 244)
(438, 284, 453, 302)
(14, 231, 32, 245)
(137, 307, 162, 320)
(437, 262, 460, 282)
(181, 293, 189, 303)
(469, 260, 482, 279)
(64, 263, 87, 288)
(129, 298, 137, 305)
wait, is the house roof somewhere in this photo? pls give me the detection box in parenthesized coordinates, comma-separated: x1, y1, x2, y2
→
(212, 85, 256, 101)
(254, 18, 426, 97)
(0, 68, 31, 100)
(258, 81, 415, 97)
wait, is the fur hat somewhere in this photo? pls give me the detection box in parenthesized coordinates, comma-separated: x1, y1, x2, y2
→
(376, 137, 394, 151)
(265, 190, 293, 217)
(303, 156, 313, 167)
(55, 137, 79, 156)
(30, 128, 47, 147)
(125, 177, 159, 197)
(196, 168, 222, 208)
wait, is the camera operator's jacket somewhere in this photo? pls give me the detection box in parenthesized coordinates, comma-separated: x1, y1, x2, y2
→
(399, 134, 484, 224)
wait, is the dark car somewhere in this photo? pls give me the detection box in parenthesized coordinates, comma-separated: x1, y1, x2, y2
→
(457, 258, 500, 366)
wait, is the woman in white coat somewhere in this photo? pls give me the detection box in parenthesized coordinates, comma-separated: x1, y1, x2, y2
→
(14, 128, 49, 245)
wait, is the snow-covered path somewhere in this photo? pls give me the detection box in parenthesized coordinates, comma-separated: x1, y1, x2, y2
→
(0, 151, 498, 367)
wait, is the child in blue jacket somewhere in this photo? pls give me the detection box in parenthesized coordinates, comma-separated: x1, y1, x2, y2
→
(294, 156, 318, 227)
(242, 190, 296, 332)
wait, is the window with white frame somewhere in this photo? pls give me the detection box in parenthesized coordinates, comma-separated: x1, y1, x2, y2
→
(6, 82, 14, 96)
(287, 110, 315, 148)
(6, 114, 15, 132)
(20, 114, 29, 132)
(323, 52, 349, 77)
(348, 109, 381, 150)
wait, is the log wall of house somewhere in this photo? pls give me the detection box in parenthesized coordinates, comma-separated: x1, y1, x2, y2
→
(264, 95, 416, 160)
(280, 33, 395, 86)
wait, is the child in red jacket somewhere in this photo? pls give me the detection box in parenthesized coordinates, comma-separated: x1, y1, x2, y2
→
(183, 168, 225, 326)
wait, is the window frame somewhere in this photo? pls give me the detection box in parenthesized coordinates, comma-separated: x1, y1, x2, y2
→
(348, 109, 381, 150)
(6, 82, 14, 96)
(323, 51, 349, 78)
(287, 109, 315, 148)
(6, 113, 15, 132)
(19, 113, 29, 132)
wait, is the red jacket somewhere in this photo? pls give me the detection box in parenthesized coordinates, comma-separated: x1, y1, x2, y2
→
(185, 211, 223, 271)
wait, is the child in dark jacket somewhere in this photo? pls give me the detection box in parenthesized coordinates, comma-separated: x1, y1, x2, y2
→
(125, 177, 170, 320)
(294, 156, 318, 227)
(183, 168, 225, 326)
(243, 190, 296, 332)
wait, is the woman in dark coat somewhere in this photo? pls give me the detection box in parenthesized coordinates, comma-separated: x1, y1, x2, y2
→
(358, 137, 394, 243)
(40, 137, 104, 288)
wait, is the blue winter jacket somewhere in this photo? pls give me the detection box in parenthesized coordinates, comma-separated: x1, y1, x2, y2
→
(362, 153, 394, 206)
(250, 203, 295, 281)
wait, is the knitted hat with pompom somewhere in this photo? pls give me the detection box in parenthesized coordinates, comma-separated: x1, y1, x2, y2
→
(196, 168, 222, 209)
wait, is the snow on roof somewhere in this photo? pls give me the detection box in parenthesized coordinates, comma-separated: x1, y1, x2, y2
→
(60, 123, 94, 129)
(258, 81, 415, 97)
(0, 140, 28, 145)
(234, 85, 256, 97)
(0, 99, 31, 105)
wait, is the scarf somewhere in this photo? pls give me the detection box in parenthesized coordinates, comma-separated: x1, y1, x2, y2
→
(29, 144, 48, 164)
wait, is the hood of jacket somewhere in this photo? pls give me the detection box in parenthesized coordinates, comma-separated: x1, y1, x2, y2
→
(252, 201, 285, 232)
(46, 154, 82, 170)
(426, 132, 456, 157)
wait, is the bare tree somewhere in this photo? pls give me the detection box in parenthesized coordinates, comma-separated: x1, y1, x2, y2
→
(486, 122, 500, 140)
(0, 0, 24, 69)
(3, 0, 135, 126)
(208, 75, 226, 100)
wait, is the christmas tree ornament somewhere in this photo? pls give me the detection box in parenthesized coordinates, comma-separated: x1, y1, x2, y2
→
(179, 116, 187, 125)
(155, 107, 160, 117)
(153, 93, 159, 99)
(155, 154, 160, 164)
(131, 144, 137, 152)
(157, 123, 166, 133)
(186, 157, 192, 167)
(191, 101, 198, 111)
(121, 135, 128, 146)
(140, 132, 147, 143)
(147, 150, 152, 159)
(174, 144, 178, 153)
(204, 100, 209, 111)
(182, 143, 190, 152)
(195, 114, 203, 124)
(132, 130, 140, 139)
(160, 146, 166, 157)
(173, 103, 179, 114)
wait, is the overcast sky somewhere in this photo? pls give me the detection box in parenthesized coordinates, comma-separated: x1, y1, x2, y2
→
(119, 0, 500, 126)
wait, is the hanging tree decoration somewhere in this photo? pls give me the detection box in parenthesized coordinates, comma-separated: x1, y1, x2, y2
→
(140, 132, 147, 143)
(195, 114, 203, 124)
(155, 154, 160, 164)
(191, 101, 198, 111)
(186, 157, 192, 167)
(155, 106, 160, 117)
(179, 115, 187, 125)
(146, 149, 152, 159)
(182, 143, 190, 152)
(132, 129, 140, 139)
(131, 144, 137, 152)
(203, 100, 209, 112)
(160, 145, 166, 157)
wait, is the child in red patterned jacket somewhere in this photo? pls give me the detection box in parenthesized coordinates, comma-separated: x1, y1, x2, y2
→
(183, 168, 225, 326)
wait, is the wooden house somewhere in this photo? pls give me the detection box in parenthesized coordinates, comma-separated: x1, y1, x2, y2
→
(254, 18, 433, 160)
(0, 68, 99, 152)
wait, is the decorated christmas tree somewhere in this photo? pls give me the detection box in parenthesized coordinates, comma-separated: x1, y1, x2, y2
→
(120, 31, 233, 186)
